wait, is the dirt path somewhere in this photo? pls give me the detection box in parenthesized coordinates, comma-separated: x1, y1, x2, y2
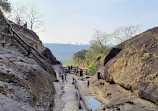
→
(52, 65, 81, 111)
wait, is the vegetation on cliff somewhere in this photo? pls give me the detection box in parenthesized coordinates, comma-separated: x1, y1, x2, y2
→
(71, 25, 140, 75)
(0, 0, 11, 12)
(71, 30, 110, 74)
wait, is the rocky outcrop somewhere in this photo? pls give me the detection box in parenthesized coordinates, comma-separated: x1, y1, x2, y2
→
(92, 27, 158, 110)
(41, 48, 60, 65)
(9, 21, 59, 65)
(10, 21, 43, 51)
(0, 10, 57, 110)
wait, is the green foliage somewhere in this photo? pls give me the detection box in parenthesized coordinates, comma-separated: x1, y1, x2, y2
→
(71, 29, 111, 75)
(85, 48, 97, 64)
(70, 62, 78, 67)
(0, 0, 11, 12)
(86, 62, 98, 75)
(71, 36, 110, 75)
(73, 49, 87, 63)
(90, 42, 108, 54)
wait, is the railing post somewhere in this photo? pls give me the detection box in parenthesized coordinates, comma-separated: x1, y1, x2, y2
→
(12, 31, 14, 37)
(7, 24, 10, 33)
(2, 35, 5, 47)
(7, 22, 56, 74)
(73, 77, 92, 111)
(28, 46, 31, 56)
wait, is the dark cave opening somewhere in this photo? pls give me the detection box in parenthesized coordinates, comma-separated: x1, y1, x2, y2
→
(104, 48, 122, 66)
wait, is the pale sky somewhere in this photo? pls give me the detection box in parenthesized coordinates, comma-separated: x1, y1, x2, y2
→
(8, 0, 158, 44)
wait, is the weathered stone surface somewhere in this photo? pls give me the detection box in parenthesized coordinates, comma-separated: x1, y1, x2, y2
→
(9, 21, 59, 65)
(0, 10, 57, 110)
(82, 74, 158, 111)
(10, 21, 43, 51)
(41, 48, 60, 65)
(0, 11, 9, 34)
(93, 27, 158, 110)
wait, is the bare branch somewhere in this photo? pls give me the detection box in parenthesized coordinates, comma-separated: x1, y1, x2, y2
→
(112, 25, 140, 44)
(7, 2, 44, 33)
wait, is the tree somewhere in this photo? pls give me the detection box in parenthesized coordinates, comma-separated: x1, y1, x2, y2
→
(10, 3, 25, 25)
(112, 25, 140, 43)
(24, 5, 43, 31)
(73, 49, 87, 63)
(7, 2, 43, 32)
(86, 61, 98, 75)
(0, 0, 11, 12)
(90, 29, 109, 54)
(85, 49, 97, 65)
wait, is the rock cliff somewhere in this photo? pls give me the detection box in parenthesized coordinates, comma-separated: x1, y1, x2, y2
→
(10, 21, 60, 65)
(41, 48, 60, 65)
(0, 10, 58, 110)
(88, 27, 158, 111)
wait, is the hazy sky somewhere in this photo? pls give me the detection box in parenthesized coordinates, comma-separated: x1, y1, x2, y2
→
(8, 0, 158, 44)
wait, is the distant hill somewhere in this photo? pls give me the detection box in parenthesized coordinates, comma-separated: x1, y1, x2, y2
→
(43, 43, 89, 64)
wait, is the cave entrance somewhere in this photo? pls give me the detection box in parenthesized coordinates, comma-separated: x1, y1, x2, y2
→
(104, 48, 122, 66)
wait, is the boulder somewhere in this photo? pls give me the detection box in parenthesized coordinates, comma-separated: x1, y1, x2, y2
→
(41, 47, 60, 65)
(95, 27, 158, 110)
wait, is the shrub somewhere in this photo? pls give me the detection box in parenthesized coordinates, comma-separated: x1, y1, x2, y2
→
(86, 61, 97, 75)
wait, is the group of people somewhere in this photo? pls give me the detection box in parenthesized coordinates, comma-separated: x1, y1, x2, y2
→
(58, 66, 85, 83)
(59, 68, 67, 83)
(68, 65, 73, 73)
(76, 66, 83, 76)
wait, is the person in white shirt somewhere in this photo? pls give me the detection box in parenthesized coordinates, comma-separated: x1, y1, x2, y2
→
(59, 68, 62, 77)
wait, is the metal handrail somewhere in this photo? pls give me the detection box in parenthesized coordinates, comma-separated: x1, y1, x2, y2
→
(9, 23, 51, 62)
(64, 67, 87, 75)
(73, 77, 92, 111)
(7, 22, 51, 69)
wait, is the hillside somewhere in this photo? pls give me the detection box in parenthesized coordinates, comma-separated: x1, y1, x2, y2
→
(44, 43, 89, 64)
(0, 11, 58, 110)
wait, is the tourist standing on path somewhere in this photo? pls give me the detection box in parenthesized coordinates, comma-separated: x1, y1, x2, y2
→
(80, 69, 83, 80)
(61, 72, 64, 83)
(64, 70, 68, 82)
(76, 66, 79, 74)
(80, 69, 83, 76)
(71, 65, 73, 71)
(59, 68, 62, 77)
(68, 66, 70, 73)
